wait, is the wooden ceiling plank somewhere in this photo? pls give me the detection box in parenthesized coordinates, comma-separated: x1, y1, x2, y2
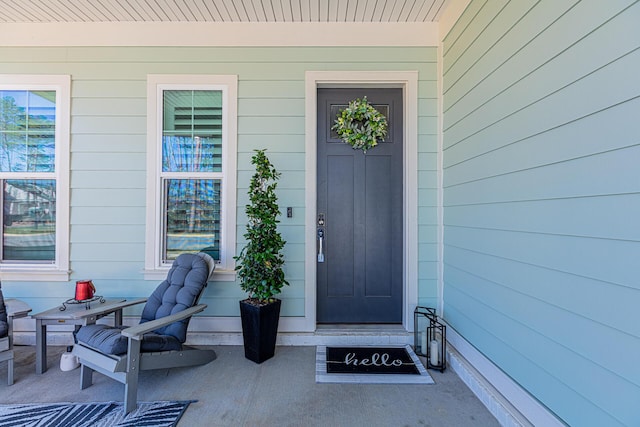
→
(12, 0, 54, 21)
(335, 0, 348, 22)
(198, 0, 223, 20)
(415, 0, 434, 22)
(353, 0, 367, 21)
(250, 0, 267, 21)
(0, 1, 29, 21)
(327, 0, 339, 22)
(270, 0, 284, 21)
(84, 0, 117, 21)
(131, 0, 166, 20)
(57, 0, 93, 21)
(97, 0, 135, 21)
(115, 0, 147, 21)
(308, 0, 319, 22)
(317, 0, 329, 21)
(88, 0, 115, 21)
(0, 0, 448, 23)
(279, 0, 292, 21)
(236, 0, 255, 21)
(388, 0, 406, 22)
(398, 0, 417, 22)
(262, 0, 276, 21)
(299, 0, 311, 21)
(370, 0, 385, 22)
(404, 0, 423, 21)
(428, 0, 447, 21)
(173, 0, 198, 22)
(290, 0, 302, 21)
(191, 2, 208, 21)
(190, 0, 215, 22)
(153, 0, 184, 21)
(218, 0, 240, 21)
(24, 0, 67, 21)
(194, 0, 222, 22)
(361, 0, 376, 22)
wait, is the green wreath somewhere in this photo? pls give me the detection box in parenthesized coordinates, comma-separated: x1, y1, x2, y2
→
(332, 96, 388, 153)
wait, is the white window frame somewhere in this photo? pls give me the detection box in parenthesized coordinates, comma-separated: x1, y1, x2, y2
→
(0, 75, 70, 281)
(144, 75, 237, 281)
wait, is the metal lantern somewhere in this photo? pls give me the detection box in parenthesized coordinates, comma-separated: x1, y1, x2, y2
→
(426, 316, 446, 372)
(413, 306, 446, 372)
(413, 306, 435, 357)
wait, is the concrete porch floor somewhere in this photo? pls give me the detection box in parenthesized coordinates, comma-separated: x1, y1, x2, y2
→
(0, 345, 501, 427)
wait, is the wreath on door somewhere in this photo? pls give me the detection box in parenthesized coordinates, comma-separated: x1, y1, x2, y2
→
(332, 97, 388, 153)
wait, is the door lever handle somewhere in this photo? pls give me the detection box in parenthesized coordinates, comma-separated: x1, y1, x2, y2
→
(317, 228, 325, 263)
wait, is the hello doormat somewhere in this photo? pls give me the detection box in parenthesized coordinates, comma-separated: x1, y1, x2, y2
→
(316, 345, 434, 384)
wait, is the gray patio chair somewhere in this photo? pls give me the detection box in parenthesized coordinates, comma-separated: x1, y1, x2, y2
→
(72, 252, 217, 413)
(0, 282, 32, 385)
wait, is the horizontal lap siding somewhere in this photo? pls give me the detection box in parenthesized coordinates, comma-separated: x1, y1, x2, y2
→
(0, 46, 438, 318)
(442, 1, 640, 426)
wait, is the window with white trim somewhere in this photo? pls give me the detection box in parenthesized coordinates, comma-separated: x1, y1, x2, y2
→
(0, 75, 70, 281)
(145, 75, 237, 280)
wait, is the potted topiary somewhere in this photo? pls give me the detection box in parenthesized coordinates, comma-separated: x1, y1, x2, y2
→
(234, 149, 288, 363)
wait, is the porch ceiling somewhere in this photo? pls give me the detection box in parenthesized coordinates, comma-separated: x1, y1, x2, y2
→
(0, 0, 451, 23)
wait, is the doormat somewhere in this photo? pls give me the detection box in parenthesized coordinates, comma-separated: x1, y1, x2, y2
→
(316, 345, 434, 384)
(0, 400, 193, 427)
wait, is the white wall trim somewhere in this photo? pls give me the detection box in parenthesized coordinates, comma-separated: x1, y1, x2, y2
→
(304, 71, 419, 333)
(436, 41, 445, 317)
(143, 74, 238, 279)
(12, 317, 412, 346)
(0, 74, 70, 282)
(446, 325, 566, 427)
(0, 22, 438, 47)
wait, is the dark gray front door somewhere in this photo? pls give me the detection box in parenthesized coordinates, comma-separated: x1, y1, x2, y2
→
(316, 88, 403, 323)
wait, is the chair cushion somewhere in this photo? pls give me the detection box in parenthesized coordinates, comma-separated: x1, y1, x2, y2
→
(139, 253, 210, 343)
(0, 321, 7, 340)
(0, 287, 8, 338)
(75, 324, 182, 355)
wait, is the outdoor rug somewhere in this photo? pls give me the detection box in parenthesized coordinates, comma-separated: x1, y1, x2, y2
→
(0, 400, 194, 427)
(316, 345, 434, 384)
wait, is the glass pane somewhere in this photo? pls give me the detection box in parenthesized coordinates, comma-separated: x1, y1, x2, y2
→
(2, 179, 56, 262)
(0, 90, 56, 172)
(163, 179, 221, 262)
(162, 90, 222, 173)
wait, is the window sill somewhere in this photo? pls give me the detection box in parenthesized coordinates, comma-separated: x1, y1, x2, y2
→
(0, 268, 71, 282)
(143, 268, 237, 282)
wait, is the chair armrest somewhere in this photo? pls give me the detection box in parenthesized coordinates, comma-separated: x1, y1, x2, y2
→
(4, 299, 32, 319)
(121, 304, 207, 340)
(69, 298, 148, 320)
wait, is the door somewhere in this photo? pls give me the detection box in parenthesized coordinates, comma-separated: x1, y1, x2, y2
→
(316, 88, 403, 323)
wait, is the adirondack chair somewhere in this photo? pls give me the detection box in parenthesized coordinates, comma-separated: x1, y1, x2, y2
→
(72, 252, 216, 413)
(0, 282, 32, 385)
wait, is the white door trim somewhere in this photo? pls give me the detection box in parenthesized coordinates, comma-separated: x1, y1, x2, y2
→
(300, 71, 419, 332)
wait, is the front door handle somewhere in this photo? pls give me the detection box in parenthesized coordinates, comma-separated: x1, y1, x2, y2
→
(317, 228, 325, 263)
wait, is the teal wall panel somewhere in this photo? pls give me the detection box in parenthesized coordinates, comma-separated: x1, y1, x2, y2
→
(443, 1, 640, 425)
(0, 44, 437, 324)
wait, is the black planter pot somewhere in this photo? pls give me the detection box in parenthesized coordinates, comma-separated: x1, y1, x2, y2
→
(239, 298, 281, 364)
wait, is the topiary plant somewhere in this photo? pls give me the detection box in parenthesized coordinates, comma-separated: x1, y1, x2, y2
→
(234, 149, 288, 304)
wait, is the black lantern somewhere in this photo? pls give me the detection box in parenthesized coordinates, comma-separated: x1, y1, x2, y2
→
(413, 306, 446, 372)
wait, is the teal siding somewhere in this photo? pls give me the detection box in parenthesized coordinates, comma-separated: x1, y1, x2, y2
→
(0, 46, 438, 319)
(443, 1, 640, 426)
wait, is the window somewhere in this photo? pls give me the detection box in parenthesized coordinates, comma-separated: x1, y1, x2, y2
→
(0, 75, 70, 281)
(145, 75, 237, 280)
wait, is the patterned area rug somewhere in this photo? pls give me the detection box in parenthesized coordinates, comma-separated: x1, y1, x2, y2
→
(316, 345, 434, 384)
(0, 400, 194, 427)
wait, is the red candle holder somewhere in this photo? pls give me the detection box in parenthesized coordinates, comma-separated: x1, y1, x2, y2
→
(75, 280, 95, 301)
